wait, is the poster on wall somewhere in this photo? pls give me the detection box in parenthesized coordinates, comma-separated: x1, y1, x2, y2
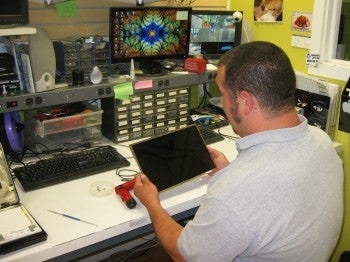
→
(254, 0, 283, 22)
(291, 12, 312, 32)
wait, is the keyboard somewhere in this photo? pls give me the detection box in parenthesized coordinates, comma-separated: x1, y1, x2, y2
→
(13, 146, 130, 191)
(197, 124, 225, 145)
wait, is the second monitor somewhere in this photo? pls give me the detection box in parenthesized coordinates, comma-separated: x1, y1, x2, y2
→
(189, 10, 242, 60)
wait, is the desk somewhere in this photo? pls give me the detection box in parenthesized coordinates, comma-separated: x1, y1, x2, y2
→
(1, 125, 237, 262)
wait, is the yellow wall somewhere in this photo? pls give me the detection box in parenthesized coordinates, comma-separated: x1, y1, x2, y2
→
(232, 1, 313, 71)
(231, 1, 349, 261)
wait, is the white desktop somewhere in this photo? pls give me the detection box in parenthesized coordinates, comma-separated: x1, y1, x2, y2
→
(1, 125, 238, 261)
(1, 120, 342, 261)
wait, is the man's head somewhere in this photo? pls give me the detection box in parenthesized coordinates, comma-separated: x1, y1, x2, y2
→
(216, 41, 297, 136)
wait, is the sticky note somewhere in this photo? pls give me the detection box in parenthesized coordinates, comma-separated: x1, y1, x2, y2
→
(134, 80, 153, 90)
(57, 0, 78, 17)
(113, 82, 134, 100)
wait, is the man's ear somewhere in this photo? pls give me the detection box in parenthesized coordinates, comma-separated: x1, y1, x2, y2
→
(237, 90, 257, 114)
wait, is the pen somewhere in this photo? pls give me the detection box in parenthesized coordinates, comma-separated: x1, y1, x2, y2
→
(48, 210, 98, 227)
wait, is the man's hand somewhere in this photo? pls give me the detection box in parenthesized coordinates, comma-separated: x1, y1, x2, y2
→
(134, 174, 161, 209)
(133, 174, 186, 261)
(207, 146, 229, 176)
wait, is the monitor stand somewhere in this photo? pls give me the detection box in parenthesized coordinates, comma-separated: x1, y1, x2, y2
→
(138, 61, 168, 77)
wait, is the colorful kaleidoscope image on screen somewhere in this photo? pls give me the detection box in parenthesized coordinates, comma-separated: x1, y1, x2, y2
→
(111, 8, 191, 60)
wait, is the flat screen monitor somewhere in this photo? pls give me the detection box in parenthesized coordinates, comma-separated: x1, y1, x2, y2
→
(109, 7, 192, 76)
(130, 125, 215, 192)
(189, 10, 242, 59)
(0, 0, 28, 26)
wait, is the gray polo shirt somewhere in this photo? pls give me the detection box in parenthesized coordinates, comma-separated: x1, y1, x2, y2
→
(178, 116, 343, 261)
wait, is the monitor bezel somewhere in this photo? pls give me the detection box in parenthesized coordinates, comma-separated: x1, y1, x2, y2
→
(109, 6, 192, 64)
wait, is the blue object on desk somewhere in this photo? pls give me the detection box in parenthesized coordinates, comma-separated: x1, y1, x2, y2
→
(190, 114, 215, 125)
(48, 210, 98, 227)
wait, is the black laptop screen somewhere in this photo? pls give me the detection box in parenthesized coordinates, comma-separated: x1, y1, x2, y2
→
(130, 125, 215, 191)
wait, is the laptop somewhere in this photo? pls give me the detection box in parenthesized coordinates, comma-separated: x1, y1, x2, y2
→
(130, 125, 215, 191)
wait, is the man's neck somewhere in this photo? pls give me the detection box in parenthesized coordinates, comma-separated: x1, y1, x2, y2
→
(245, 109, 301, 136)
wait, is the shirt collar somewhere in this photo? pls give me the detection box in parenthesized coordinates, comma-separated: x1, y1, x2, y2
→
(235, 115, 309, 153)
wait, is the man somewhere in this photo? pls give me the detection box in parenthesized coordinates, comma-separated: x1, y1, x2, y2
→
(133, 41, 344, 261)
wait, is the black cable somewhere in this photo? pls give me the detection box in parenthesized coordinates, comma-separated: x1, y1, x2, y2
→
(197, 83, 210, 109)
(116, 168, 139, 181)
(197, 91, 206, 109)
(60, 142, 92, 152)
(204, 83, 212, 98)
(217, 127, 240, 141)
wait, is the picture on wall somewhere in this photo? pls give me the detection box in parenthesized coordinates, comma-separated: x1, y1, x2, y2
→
(254, 0, 283, 22)
(291, 12, 312, 32)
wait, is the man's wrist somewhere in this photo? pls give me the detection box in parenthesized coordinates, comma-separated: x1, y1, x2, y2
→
(146, 200, 162, 213)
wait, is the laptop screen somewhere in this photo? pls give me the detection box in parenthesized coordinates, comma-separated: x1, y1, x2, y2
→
(130, 125, 215, 191)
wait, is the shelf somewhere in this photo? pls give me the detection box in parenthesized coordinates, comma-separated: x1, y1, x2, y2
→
(0, 27, 37, 37)
(0, 72, 217, 114)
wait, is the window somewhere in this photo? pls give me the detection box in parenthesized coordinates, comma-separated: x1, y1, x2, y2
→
(309, 0, 350, 81)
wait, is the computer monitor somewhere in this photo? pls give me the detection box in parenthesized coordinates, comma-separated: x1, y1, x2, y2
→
(109, 7, 192, 76)
(0, 0, 29, 26)
(189, 10, 242, 59)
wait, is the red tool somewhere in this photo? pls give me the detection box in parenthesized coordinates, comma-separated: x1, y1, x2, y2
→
(115, 179, 137, 209)
(120, 178, 135, 191)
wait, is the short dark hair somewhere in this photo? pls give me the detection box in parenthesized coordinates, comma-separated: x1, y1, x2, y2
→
(218, 41, 296, 114)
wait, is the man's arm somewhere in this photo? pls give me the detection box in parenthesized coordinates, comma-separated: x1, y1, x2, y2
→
(133, 174, 186, 261)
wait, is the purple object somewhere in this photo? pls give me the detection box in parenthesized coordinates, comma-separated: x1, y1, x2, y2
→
(4, 112, 24, 154)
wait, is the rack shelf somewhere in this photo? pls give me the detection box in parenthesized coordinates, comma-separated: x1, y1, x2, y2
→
(0, 71, 217, 113)
(0, 82, 113, 113)
(0, 27, 37, 36)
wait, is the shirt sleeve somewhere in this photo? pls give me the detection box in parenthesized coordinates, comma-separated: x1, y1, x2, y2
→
(178, 197, 256, 261)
